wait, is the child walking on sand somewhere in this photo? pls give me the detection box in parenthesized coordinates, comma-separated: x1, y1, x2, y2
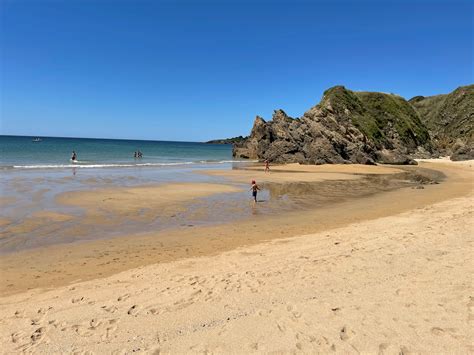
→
(250, 180, 260, 203)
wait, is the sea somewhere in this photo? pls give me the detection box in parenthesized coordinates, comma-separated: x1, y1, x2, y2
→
(0, 135, 260, 252)
(0, 135, 240, 169)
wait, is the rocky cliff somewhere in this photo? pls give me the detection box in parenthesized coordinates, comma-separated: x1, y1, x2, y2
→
(233, 86, 433, 165)
(409, 84, 474, 161)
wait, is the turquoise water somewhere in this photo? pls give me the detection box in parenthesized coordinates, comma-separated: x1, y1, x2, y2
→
(0, 135, 262, 253)
(0, 135, 241, 169)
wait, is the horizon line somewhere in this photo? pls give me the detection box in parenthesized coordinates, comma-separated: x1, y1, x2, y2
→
(0, 134, 219, 144)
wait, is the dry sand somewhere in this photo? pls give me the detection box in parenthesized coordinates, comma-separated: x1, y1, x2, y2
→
(0, 193, 472, 353)
(0, 161, 473, 353)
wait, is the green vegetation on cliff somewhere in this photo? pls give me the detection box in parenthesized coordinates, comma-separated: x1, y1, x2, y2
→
(321, 86, 431, 149)
(409, 84, 474, 146)
(357, 92, 430, 148)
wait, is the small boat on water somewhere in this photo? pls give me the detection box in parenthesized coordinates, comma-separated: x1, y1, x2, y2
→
(32, 137, 42, 142)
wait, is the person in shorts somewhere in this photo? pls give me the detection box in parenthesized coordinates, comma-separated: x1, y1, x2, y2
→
(250, 180, 260, 203)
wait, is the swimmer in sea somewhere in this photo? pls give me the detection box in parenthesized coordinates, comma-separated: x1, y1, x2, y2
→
(71, 150, 77, 161)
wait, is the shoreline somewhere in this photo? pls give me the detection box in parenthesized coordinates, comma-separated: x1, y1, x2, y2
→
(0, 162, 428, 256)
(0, 175, 472, 352)
(0, 160, 472, 298)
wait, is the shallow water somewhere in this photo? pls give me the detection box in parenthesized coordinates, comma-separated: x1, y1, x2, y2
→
(0, 163, 443, 254)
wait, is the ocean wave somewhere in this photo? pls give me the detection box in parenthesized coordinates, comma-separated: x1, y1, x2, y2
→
(4, 160, 258, 170)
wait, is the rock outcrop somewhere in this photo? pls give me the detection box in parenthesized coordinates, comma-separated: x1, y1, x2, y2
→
(409, 84, 474, 160)
(233, 86, 432, 165)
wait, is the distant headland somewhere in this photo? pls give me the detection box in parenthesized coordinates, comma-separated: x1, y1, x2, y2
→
(205, 136, 247, 145)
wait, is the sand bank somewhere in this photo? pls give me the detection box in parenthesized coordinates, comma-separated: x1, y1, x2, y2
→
(56, 182, 242, 216)
(1, 191, 472, 353)
(199, 163, 405, 184)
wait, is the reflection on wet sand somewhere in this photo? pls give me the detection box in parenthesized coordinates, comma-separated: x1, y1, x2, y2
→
(0, 165, 442, 254)
(265, 168, 443, 207)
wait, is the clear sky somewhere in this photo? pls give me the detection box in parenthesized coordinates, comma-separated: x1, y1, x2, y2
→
(1, 0, 472, 141)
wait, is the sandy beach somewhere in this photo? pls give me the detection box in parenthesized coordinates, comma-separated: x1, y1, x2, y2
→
(0, 160, 473, 353)
(3, 1, 472, 353)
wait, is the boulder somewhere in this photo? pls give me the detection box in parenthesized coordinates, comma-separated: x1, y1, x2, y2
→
(451, 142, 474, 161)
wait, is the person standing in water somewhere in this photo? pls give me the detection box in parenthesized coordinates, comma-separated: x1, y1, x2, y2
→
(264, 159, 270, 173)
(250, 180, 260, 204)
(71, 150, 77, 161)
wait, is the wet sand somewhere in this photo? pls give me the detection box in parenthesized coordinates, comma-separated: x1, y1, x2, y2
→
(56, 183, 241, 216)
(0, 160, 472, 353)
(0, 183, 241, 253)
(0, 160, 472, 298)
(0, 162, 442, 254)
(199, 163, 405, 184)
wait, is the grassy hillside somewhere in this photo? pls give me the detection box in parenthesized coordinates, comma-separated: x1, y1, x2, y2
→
(321, 86, 431, 149)
(409, 84, 474, 146)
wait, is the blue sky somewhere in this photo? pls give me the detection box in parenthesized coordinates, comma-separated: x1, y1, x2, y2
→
(1, 0, 472, 141)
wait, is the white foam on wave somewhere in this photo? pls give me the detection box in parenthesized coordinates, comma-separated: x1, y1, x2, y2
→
(10, 160, 257, 170)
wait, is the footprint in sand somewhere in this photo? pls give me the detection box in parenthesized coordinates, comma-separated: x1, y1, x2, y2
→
(11, 331, 26, 344)
(37, 307, 52, 314)
(117, 293, 130, 302)
(286, 304, 302, 319)
(127, 305, 140, 316)
(30, 309, 50, 326)
(48, 319, 63, 328)
(276, 321, 287, 333)
(30, 327, 46, 342)
(147, 308, 160, 315)
(292, 311, 302, 319)
(101, 321, 118, 340)
(101, 305, 118, 313)
(17, 328, 47, 352)
(71, 297, 85, 304)
(14, 310, 25, 318)
(340, 326, 353, 341)
(89, 318, 102, 329)
(257, 309, 272, 317)
(431, 327, 445, 336)
(71, 325, 93, 337)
